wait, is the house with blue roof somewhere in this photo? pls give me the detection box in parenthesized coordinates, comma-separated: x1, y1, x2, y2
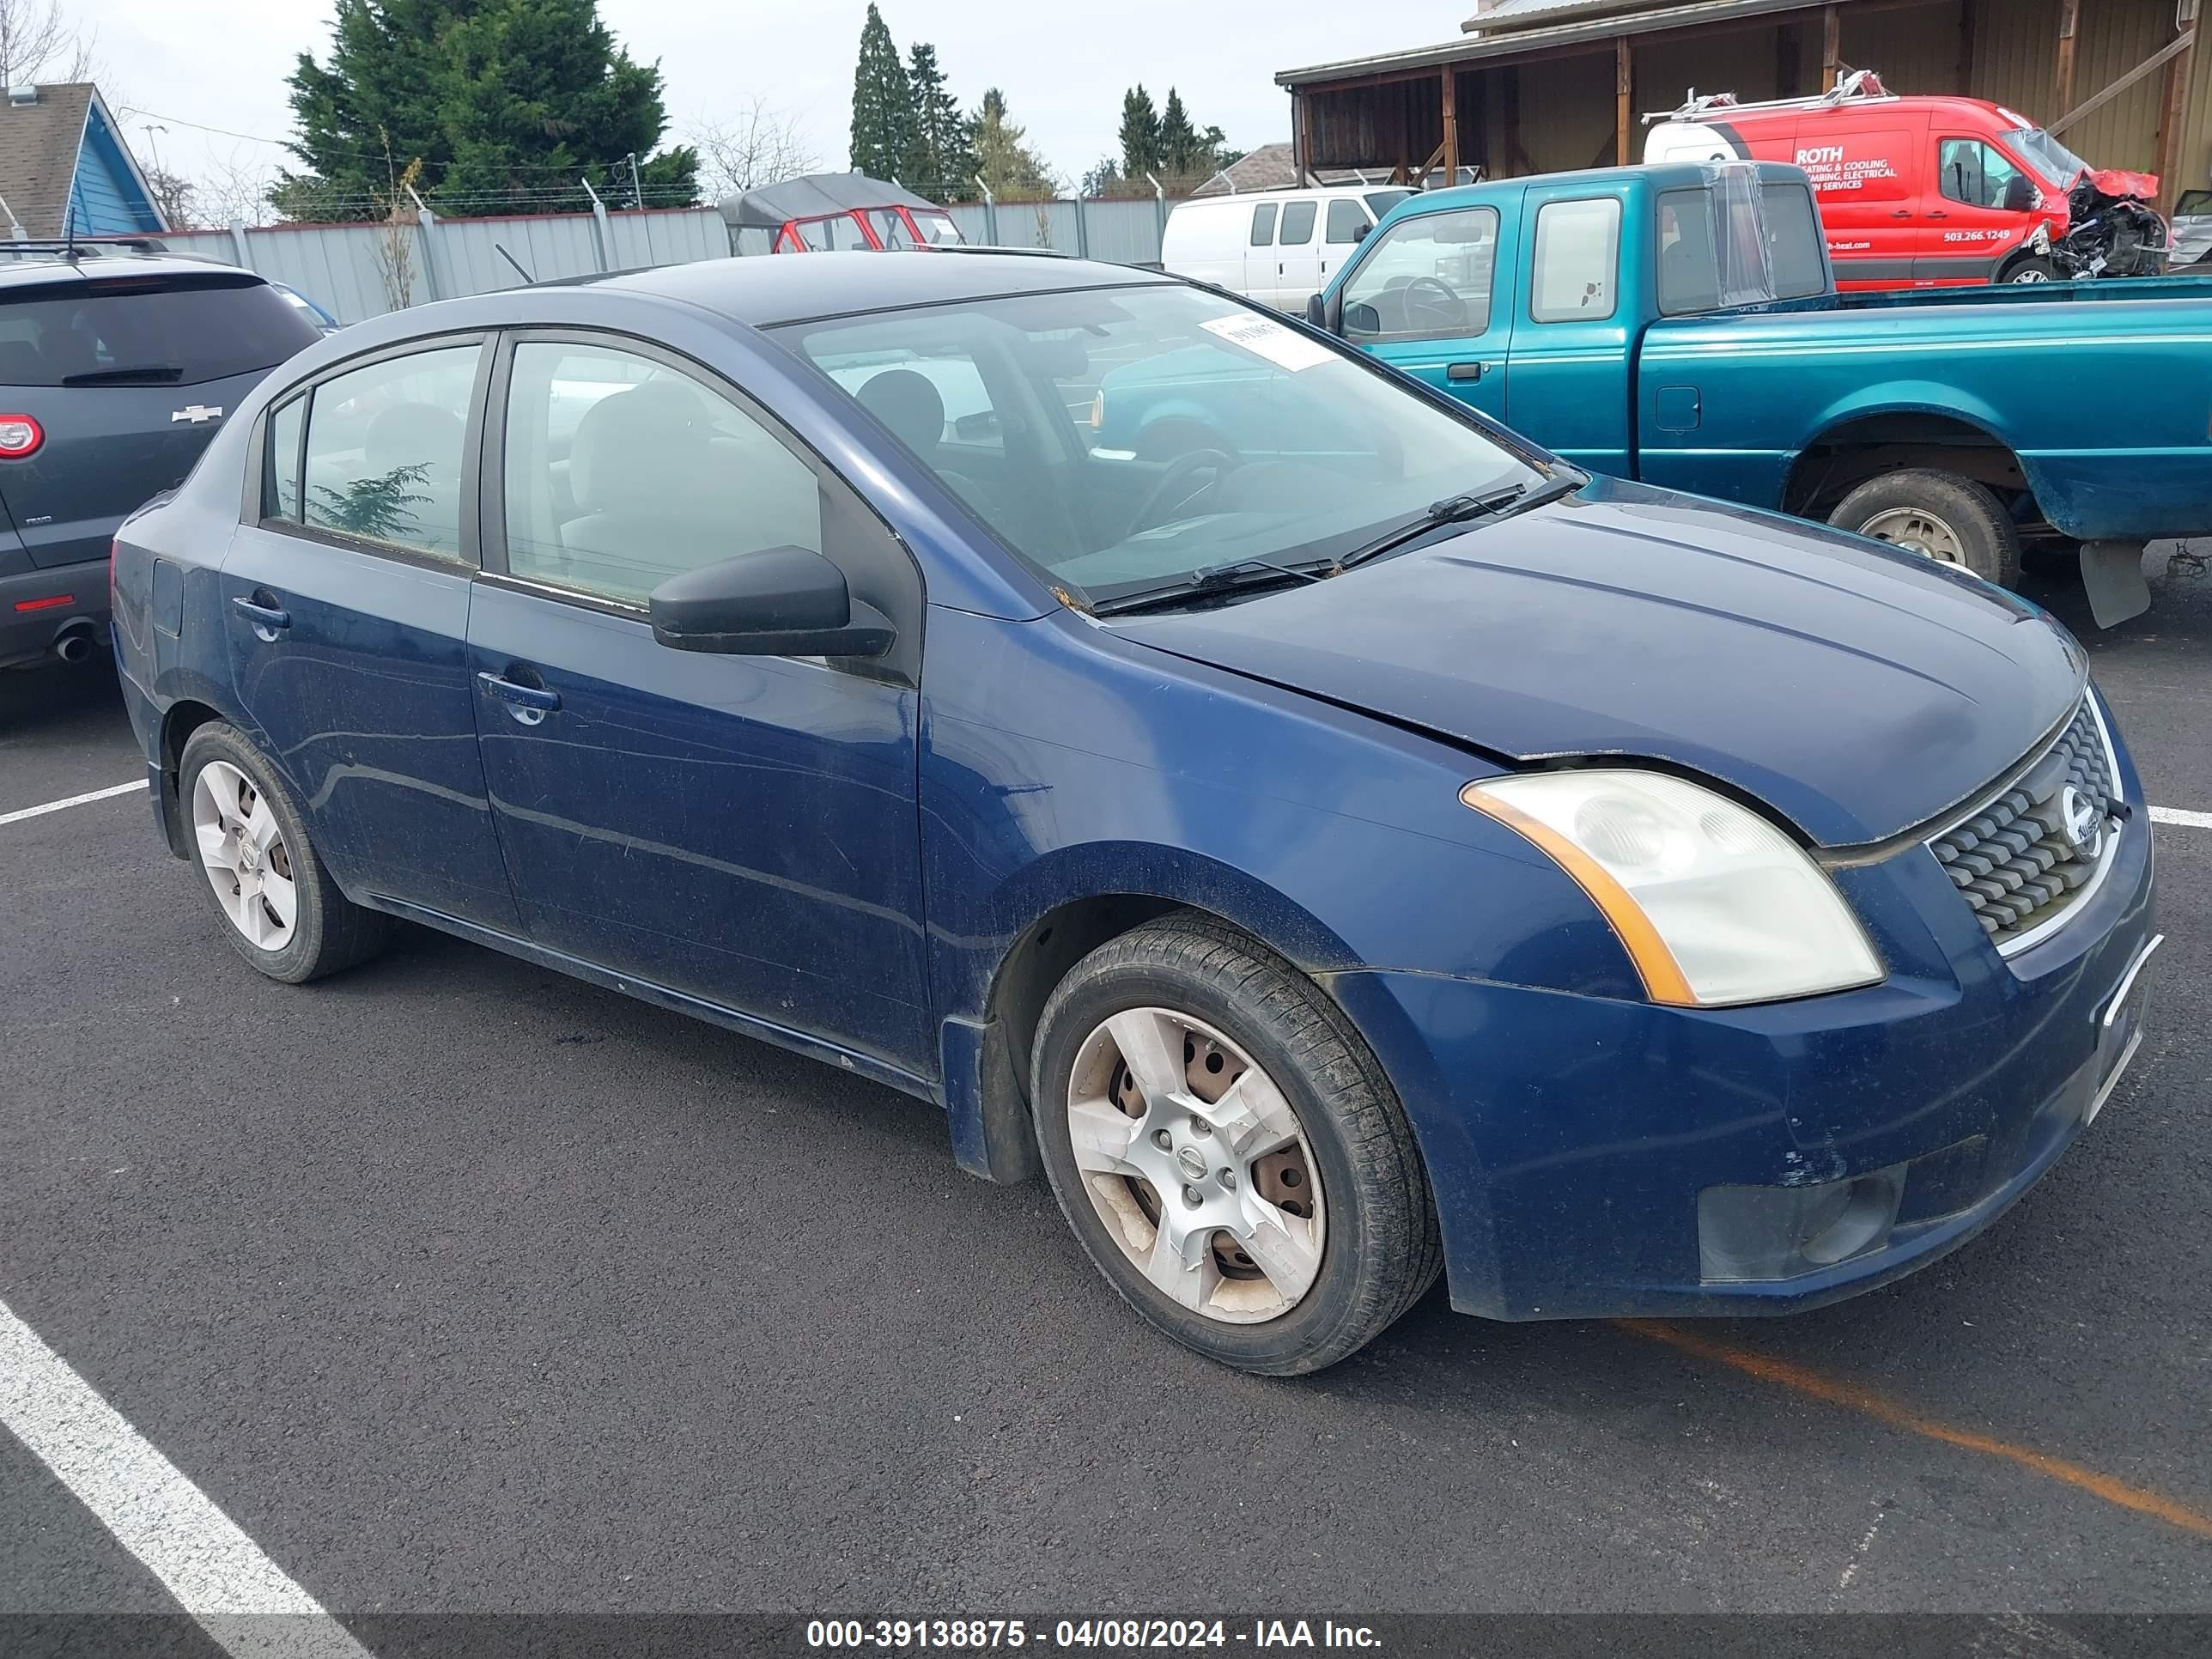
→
(0, 82, 164, 240)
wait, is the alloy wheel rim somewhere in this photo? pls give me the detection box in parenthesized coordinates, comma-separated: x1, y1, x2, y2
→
(1858, 506, 1969, 567)
(1066, 1006, 1325, 1325)
(191, 760, 299, 951)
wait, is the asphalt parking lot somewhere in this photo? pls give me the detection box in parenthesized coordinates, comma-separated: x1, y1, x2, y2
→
(3, 551, 2209, 1641)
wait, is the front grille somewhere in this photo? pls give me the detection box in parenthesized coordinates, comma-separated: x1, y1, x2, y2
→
(1929, 697, 2118, 952)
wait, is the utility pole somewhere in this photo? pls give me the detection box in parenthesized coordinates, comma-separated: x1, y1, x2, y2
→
(627, 152, 644, 209)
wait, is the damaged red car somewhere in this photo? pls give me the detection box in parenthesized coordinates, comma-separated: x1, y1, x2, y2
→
(1646, 72, 2169, 289)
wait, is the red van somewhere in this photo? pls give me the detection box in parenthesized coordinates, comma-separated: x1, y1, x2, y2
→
(1644, 72, 2165, 289)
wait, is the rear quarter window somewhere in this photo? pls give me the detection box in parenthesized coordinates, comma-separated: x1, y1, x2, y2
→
(0, 277, 320, 387)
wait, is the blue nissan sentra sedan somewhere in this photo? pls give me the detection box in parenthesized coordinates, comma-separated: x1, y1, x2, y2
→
(111, 252, 2159, 1375)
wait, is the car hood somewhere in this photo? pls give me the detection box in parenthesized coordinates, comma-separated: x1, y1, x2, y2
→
(1112, 480, 2085, 848)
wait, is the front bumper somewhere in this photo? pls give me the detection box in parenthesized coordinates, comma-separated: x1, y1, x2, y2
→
(1329, 786, 2159, 1322)
(0, 558, 109, 670)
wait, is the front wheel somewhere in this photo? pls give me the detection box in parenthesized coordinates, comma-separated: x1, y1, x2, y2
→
(1031, 915, 1441, 1375)
(1828, 469, 2024, 589)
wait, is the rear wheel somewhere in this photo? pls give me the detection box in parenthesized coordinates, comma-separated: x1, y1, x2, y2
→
(2001, 256, 2056, 284)
(179, 723, 391, 983)
(1031, 915, 1440, 1375)
(1829, 469, 2023, 589)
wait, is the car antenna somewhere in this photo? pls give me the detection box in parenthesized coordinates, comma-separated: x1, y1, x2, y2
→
(494, 241, 535, 284)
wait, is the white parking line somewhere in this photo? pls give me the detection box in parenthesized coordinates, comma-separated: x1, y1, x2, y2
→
(0, 1296, 372, 1657)
(2152, 805, 2212, 830)
(0, 777, 148, 827)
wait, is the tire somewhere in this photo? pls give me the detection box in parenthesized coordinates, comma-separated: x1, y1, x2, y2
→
(1030, 913, 1442, 1375)
(179, 722, 392, 984)
(2001, 256, 2055, 284)
(1828, 469, 2023, 590)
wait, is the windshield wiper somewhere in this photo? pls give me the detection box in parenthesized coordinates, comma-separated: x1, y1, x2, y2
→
(1339, 472, 1583, 568)
(1090, 556, 1334, 617)
(60, 365, 185, 386)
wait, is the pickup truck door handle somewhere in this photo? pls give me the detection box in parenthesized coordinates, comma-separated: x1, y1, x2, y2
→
(230, 594, 289, 635)
(477, 671, 561, 720)
(1446, 362, 1486, 382)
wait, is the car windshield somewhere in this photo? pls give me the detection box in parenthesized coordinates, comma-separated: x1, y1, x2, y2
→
(2009, 126, 2089, 188)
(774, 283, 1543, 606)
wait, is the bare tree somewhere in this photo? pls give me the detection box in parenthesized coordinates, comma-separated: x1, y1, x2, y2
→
(141, 165, 197, 228)
(690, 97, 819, 198)
(194, 155, 276, 228)
(374, 151, 423, 311)
(0, 0, 99, 88)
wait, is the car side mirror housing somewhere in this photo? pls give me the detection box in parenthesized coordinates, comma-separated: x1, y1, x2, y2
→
(649, 545, 895, 658)
(1304, 291, 1327, 328)
(1352, 222, 1372, 242)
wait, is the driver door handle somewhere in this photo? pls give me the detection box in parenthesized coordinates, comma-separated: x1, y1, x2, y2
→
(1891, 209, 1914, 219)
(1447, 362, 1486, 382)
(477, 671, 561, 714)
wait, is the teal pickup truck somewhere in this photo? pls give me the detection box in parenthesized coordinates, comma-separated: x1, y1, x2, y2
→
(1100, 160, 2212, 624)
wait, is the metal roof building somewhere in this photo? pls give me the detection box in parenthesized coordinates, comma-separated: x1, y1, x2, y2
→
(1278, 0, 2210, 212)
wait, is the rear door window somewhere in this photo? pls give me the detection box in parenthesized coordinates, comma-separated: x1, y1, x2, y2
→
(264, 394, 306, 521)
(301, 343, 481, 560)
(0, 277, 319, 387)
(1279, 201, 1316, 246)
(1530, 198, 1622, 323)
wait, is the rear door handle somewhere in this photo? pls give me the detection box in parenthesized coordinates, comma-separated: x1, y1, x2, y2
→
(231, 594, 289, 635)
(1446, 362, 1486, 382)
(1891, 209, 1914, 219)
(477, 671, 561, 718)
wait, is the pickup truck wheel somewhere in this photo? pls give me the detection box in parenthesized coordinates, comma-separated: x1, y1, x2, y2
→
(1031, 915, 1441, 1375)
(1830, 471, 2023, 589)
(179, 723, 392, 984)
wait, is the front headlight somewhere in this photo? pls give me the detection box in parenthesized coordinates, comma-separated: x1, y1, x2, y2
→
(1461, 770, 1884, 1008)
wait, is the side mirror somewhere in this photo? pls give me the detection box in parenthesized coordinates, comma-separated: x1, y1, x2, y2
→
(649, 545, 895, 658)
(1304, 292, 1328, 328)
(1352, 222, 1372, 242)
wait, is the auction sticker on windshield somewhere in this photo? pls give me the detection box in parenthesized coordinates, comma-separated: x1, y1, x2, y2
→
(1199, 313, 1336, 373)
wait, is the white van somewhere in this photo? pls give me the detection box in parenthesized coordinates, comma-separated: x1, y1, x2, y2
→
(1162, 185, 1415, 311)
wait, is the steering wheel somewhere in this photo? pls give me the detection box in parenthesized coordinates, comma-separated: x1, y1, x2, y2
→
(1132, 448, 1237, 532)
(1401, 276, 1468, 332)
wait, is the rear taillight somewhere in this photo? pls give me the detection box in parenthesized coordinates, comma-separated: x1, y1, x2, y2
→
(0, 414, 41, 458)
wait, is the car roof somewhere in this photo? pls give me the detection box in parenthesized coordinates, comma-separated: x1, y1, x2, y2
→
(592, 249, 1178, 327)
(1706, 94, 2018, 128)
(0, 249, 266, 291)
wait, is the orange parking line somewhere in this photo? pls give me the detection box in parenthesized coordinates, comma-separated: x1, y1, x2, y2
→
(1616, 1320, 2212, 1541)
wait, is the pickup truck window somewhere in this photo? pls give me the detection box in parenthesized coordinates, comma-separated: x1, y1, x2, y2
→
(1531, 198, 1621, 324)
(1659, 184, 1826, 315)
(1340, 206, 1499, 343)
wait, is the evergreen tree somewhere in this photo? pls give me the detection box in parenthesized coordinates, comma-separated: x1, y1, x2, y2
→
(903, 41, 977, 200)
(972, 88, 1059, 199)
(278, 0, 694, 221)
(849, 3, 915, 181)
(1117, 85, 1160, 179)
(1158, 87, 1200, 176)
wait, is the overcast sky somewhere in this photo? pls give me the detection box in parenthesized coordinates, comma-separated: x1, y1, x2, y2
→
(74, 0, 1449, 209)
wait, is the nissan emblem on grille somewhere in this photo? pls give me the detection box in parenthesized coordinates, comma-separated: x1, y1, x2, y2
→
(1929, 699, 2117, 951)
